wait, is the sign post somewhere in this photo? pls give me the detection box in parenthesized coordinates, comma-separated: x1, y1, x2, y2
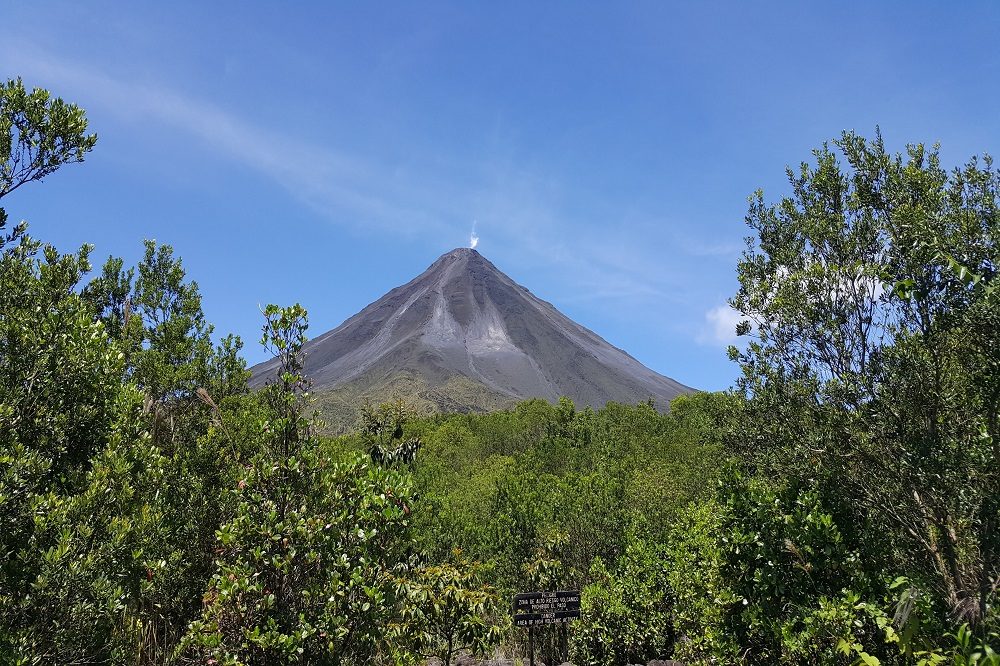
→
(512, 590, 581, 666)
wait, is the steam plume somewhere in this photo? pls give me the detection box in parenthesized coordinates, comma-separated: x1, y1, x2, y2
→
(470, 221, 479, 249)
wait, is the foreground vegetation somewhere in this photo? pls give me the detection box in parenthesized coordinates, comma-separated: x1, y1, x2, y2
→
(1, 79, 998, 664)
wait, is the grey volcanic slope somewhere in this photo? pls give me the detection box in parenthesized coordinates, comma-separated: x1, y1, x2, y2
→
(251, 248, 693, 412)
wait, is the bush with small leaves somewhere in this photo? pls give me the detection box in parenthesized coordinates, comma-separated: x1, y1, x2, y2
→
(181, 448, 418, 665)
(399, 550, 502, 666)
(572, 538, 674, 666)
(182, 305, 420, 665)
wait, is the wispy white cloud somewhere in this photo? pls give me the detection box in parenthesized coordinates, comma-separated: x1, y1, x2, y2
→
(674, 234, 744, 258)
(2, 42, 727, 320)
(700, 303, 744, 345)
(2, 44, 455, 238)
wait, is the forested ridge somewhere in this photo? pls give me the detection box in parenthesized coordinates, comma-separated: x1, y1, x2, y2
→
(1, 80, 998, 665)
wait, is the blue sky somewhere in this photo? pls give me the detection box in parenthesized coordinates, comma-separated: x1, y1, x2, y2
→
(2, 2, 999, 391)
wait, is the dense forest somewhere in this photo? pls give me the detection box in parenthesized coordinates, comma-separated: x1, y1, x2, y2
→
(1, 79, 998, 665)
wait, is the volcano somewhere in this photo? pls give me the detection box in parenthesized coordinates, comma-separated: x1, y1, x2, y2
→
(251, 248, 693, 428)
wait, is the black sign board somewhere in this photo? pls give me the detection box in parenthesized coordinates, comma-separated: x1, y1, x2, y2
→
(512, 590, 581, 626)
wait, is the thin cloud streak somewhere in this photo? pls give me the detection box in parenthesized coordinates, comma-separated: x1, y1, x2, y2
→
(3, 45, 454, 238)
(4, 42, 720, 323)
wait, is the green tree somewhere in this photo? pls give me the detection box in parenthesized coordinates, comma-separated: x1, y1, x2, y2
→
(400, 550, 501, 666)
(0, 213, 248, 664)
(0, 77, 97, 246)
(358, 400, 422, 466)
(182, 305, 419, 665)
(5, 385, 180, 663)
(0, 236, 129, 660)
(730, 131, 999, 632)
(663, 472, 893, 665)
(573, 537, 674, 666)
(84, 240, 250, 449)
(0, 76, 227, 662)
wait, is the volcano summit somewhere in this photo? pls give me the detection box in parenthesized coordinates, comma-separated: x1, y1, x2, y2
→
(251, 248, 693, 428)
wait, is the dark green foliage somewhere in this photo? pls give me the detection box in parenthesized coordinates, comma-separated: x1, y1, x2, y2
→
(181, 448, 418, 664)
(0, 82, 250, 660)
(0, 77, 96, 199)
(716, 473, 870, 661)
(0, 232, 249, 661)
(731, 131, 1000, 640)
(9, 387, 176, 662)
(397, 397, 723, 599)
(0, 235, 126, 660)
(664, 471, 891, 664)
(573, 538, 674, 666)
(181, 305, 421, 665)
(83, 240, 251, 448)
(400, 550, 502, 666)
(0, 77, 97, 249)
(359, 401, 422, 466)
(0, 237, 121, 480)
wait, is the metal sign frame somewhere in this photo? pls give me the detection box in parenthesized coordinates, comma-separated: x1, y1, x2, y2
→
(512, 590, 581, 666)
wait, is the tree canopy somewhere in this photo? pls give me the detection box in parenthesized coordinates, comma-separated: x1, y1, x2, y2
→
(0, 77, 97, 245)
